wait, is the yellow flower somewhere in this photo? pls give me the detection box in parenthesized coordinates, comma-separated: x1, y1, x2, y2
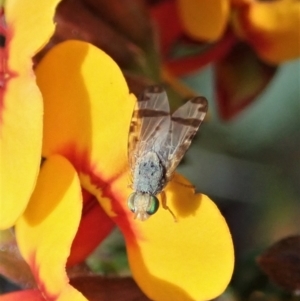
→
(0, 1, 234, 299)
(177, 0, 300, 64)
(0, 0, 86, 300)
(34, 40, 234, 301)
(0, 0, 60, 229)
(232, 0, 300, 63)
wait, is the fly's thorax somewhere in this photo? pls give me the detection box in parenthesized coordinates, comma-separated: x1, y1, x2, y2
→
(133, 151, 165, 195)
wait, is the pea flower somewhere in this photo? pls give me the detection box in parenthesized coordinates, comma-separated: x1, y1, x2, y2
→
(0, 1, 234, 300)
(0, 0, 85, 300)
(0, 0, 61, 229)
(150, 0, 300, 120)
(177, 0, 300, 64)
(153, 0, 300, 75)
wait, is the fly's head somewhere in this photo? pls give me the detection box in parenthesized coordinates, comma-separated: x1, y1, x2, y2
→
(127, 192, 159, 221)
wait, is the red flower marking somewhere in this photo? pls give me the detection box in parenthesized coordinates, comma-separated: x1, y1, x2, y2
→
(0, 9, 18, 123)
(68, 189, 115, 266)
(57, 144, 139, 245)
(27, 255, 61, 301)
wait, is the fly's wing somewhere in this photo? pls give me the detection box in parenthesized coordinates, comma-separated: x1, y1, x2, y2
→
(128, 86, 171, 173)
(164, 96, 208, 180)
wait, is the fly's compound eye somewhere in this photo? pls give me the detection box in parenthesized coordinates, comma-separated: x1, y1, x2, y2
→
(127, 193, 136, 213)
(146, 195, 159, 215)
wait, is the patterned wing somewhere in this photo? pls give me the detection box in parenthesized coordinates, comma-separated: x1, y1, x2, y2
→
(164, 96, 208, 180)
(128, 86, 171, 172)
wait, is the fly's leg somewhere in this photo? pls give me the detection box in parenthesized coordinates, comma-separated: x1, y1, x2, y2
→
(161, 191, 177, 222)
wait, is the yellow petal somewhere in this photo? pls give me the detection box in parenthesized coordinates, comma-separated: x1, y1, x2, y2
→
(0, 0, 61, 229)
(233, 0, 300, 63)
(177, 0, 230, 41)
(35, 40, 135, 188)
(15, 156, 86, 301)
(106, 173, 234, 301)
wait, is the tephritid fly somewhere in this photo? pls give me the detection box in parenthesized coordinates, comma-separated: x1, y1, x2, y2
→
(127, 86, 208, 221)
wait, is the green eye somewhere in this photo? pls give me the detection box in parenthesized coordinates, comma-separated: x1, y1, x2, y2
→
(146, 196, 159, 215)
(127, 193, 136, 213)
